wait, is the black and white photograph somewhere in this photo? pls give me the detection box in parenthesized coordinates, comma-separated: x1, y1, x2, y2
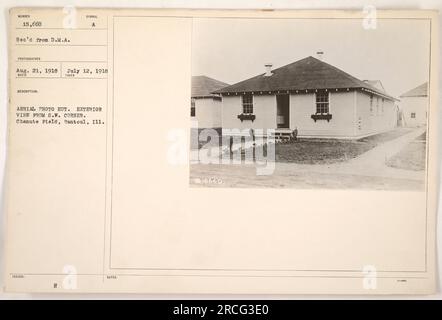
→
(189, 17, 430, 190)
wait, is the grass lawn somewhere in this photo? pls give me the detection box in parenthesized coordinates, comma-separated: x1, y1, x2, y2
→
(275, 128, 412, 164)
(386, 134, 426, 171)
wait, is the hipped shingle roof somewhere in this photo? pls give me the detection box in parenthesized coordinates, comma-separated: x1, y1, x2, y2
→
(214, 56, 395, 100)
(400, 82, 428, 98)
(363, 80, 385, 93)
(191, 75, 229, 98)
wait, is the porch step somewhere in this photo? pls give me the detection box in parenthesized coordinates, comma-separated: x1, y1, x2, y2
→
(271, 129, 294, 143)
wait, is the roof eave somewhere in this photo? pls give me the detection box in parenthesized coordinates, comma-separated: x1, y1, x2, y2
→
(215, 87, 398, 101)
(192, 94, 221, 99)
(360, 87, 398, 102)
(399, 94, 428, 98)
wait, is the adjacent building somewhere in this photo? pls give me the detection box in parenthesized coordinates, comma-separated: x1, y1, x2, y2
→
(214, 56, 398, 139)
(399, 82, 428, 127)
(191, 75, 229, 129)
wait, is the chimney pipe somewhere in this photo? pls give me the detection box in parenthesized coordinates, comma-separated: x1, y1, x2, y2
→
(316, 51, 324, 61)
(264, 63, 273, 77)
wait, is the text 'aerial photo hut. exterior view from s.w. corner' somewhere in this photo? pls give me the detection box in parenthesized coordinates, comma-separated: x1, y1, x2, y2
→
(189, 18, 430, 190)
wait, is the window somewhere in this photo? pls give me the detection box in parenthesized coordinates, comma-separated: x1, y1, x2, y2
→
(411, 112, 416, 119)
(242, 94, 254, 114)
(369, 95, 374, 115)
(381, 98, 384, 114)
(315, 91, 329, 114)
(190, 98, 195, 117)
(376, 97, 379, 115)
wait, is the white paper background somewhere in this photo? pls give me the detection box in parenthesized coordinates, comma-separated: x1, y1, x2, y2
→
(0, 0, 441, 299)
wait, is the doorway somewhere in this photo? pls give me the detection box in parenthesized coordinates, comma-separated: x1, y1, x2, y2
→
(276, 94, 290, 128)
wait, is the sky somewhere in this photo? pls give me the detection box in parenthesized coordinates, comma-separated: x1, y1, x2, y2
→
(191, 18, 431, 98)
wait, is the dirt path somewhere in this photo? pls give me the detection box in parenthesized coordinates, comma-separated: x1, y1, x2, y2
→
(348, 128, 425, 166)
(190, 163, 424, 190)
(283, 127, 427, 180)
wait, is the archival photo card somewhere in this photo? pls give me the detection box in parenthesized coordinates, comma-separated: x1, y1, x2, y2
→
(3, 8, 439, 294)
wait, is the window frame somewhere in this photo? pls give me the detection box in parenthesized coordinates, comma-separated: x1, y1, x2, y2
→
(376, 97, 380, 115)
(190, 98, 196, 117)
(315, 90, 330, 114)
(242, 93, 254, 114)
